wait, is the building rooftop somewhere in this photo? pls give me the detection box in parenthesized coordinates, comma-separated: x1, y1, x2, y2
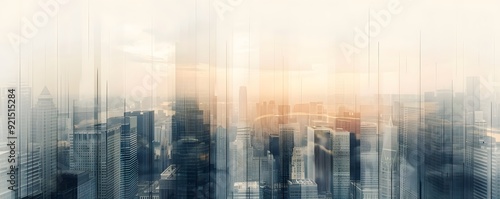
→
(40, 86, 51, 96)
(289, 179, 316, 185)
(233, 181, 260, 190)
(161, 165, 179, 180)
(74, 121, 122, 133)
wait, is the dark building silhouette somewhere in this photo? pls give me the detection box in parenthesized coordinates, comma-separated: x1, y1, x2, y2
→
(125, 111, 155, 181)
(336, 111, 361, 182)
(120, 116, 139, 199)
(56, 171, 94, 199)
(171, 99, 210, 198)
(313, 127, 333, 196)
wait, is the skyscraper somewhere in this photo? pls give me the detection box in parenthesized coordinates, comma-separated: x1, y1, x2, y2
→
(279, 124, 295, 190)
(56, 170, 95, 199)
(305, 127, 316, 182)
(422, 90, 455, 199)
(70, 121, 121, 199)
(332, 129, 351, 199)
(397, 104, 420, 199)
(230, 124, 254, 183)
(379, 120, 399, 199)
(16, 86, 36, 198)
(215, 126, 228, 199)
(360, 122, 378, 198)
(120, 116, 139, 199)
(309, 126, 333, 195)
(287, 179, 318, 199)
(171, 99, 210, 198)
(464, 76, 493, 199)
(336, 111, 361, 182)
(17, 144, 42, 198)
(492, 138, 500, 199)
(125, 111, 155, 181)
(32, 87, 58, 198)
(471, 112, 492, 199)
(170, 2, 215, 196)
(159, 165, 179, 198)
(262, 151, 279, 197)
(291, 147, 306, 180)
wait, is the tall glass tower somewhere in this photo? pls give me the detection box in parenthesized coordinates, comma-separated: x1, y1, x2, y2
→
(32, 87, 58, 198)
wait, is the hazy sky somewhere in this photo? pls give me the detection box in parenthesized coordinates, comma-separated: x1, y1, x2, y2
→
(1, 0, 499, 106)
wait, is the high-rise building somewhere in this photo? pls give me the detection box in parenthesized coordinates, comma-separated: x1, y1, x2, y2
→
(336, 110, 361, 182)
(17, 144, 42, 198)
(379, 120, 399, 199)
(492, 138, 500, 199)
(159, 165, 179, 198)
(471, 112, 492, 199)
(422, 91, 450, 198)
(16, 86, 37, 198)
(125, 111, 155, 181)
(32, 87, 58, 198)
(305, 127, 316, 182)
(422, 90, 466, 199)
(56, 170, 95, 199)
(397, 103, 420, 199)
(171, 99, 210, 198)
(264, 151, 279, 195)
(215, 126, 228, 199)
(360, 122, 378, 198)
(309, 126, 333, 195)
(250, 151, 280, 198)
(120, 116, 139, 199)
(279, 124, 295, 191)
(230, 124, 254, 183)
(350, 181, 362, 199)
(268, 132, 282, 197)
(464, 76, 494, 199)
(170, 4, 215, 196)
(291, 147, 306, 180)
(287, 179, 318, 199)
(17, 86, 32, 151)
(450, 92, 466, 199)
(332, 129, 351, 199)
(269, 134, 280, 158)
(70, 121, 121, 199)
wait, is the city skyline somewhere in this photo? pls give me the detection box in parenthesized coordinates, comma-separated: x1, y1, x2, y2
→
(2, 0, 500, 199)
